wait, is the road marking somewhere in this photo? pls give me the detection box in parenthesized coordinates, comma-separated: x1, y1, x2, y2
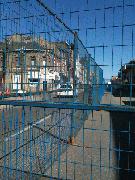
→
(4, 114, 52, 142)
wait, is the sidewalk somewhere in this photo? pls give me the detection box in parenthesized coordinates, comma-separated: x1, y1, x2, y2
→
(46, 92, 116, 179)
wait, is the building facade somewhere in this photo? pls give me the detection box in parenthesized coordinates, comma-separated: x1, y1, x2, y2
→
(0, 34, 74, 93)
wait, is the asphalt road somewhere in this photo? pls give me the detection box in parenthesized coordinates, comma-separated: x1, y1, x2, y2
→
(0, 91, 85, 179)
(2, 92, 133, 180)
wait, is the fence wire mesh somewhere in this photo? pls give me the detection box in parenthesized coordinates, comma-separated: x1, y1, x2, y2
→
(0, 0, 135, 179)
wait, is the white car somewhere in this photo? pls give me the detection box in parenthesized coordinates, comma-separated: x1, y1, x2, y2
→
(17, 89, 26, 95)
(57, 84, 78, 97)
(18, 89, 26, 93)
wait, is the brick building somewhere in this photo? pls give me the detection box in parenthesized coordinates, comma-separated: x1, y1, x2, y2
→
(0, 34, 74, 93)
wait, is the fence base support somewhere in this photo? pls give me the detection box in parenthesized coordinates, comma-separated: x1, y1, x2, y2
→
(68, 136, 75, 145)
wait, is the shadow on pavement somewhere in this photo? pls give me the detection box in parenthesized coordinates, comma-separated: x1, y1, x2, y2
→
(111, 111, 135, 180)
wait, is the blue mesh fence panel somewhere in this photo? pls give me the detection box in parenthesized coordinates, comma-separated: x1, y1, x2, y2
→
(0, 0, 135, 179)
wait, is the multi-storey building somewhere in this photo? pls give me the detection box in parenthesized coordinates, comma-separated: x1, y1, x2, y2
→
(0, 34, 74, 93)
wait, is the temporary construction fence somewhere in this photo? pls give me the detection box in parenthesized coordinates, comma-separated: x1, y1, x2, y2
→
(0, 0, 135, 180)
(0, 0, 104, 179)
(0, 0, 104, 104)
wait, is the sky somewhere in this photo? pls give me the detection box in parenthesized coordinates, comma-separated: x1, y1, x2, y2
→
(44, 0, 135, 80)
(1, 0, 135, 80)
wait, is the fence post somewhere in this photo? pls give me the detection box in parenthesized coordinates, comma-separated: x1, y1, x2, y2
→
(68, 32, 78, 145)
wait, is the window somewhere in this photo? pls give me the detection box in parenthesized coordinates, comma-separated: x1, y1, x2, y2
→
(29, 78, 39, 83)
(31, 56, 36, 66)
(43, 60, 46, 66)
(31, 60, 35, 66)
(60, 84, 72, 89)
(14, 56, 18, 64)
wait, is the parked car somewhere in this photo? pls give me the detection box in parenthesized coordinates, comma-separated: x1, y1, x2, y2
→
(17, 89, 26, 94)
(14, 89, 27, 96)
(5, 88, 11, 96)
(0, 85, 10, 97)
(57, 84, 78, 97)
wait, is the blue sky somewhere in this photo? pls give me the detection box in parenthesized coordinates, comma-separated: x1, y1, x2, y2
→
(1, 0, 135, 79)
(44, 0, 135, 79)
